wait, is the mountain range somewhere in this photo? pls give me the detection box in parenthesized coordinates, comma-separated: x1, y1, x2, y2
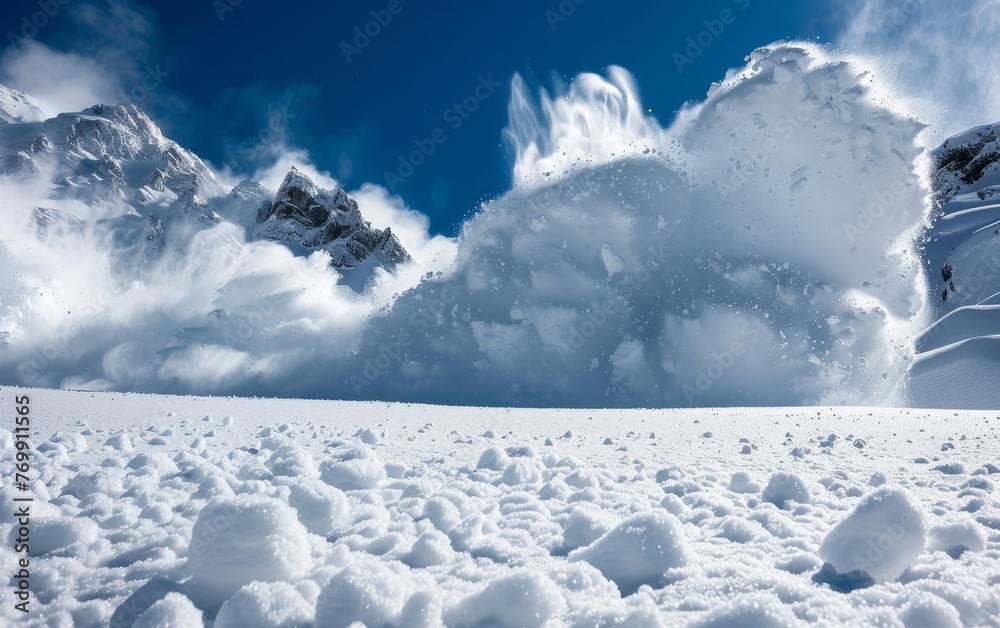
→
(0, 84, 409, 288)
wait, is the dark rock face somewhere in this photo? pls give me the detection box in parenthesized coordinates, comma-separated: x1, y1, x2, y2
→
(932, 124, 1000, 207)
(259, 167, 410, 269)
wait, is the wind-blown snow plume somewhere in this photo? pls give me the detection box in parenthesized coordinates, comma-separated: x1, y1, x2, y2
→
(837, 0, 1000, 144)
(504, 66, 665, 187)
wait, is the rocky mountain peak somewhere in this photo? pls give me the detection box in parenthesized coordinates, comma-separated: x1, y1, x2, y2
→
(258, 168, 410, 270)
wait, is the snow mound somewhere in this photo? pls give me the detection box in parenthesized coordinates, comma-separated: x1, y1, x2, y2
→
(927, 517, 987, 558)
(690, 593, 803, 627)
(569, 510, 687, 596)
(818, 487, 926, 583)
(132, 592, 203, 628)
(446, 572, 566, 627)
(314, 561, 413, 627)
(318, 445, 386, 490)
(214, 581, 313, 628)
(184, 496, 313, 610)
(899, 592, 963, 628)
(762, 472, 811, 509)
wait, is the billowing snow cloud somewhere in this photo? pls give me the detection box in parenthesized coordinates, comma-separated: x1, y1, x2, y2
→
(339, 43, 930, 407)
(837, 0, 1000, 143)
(0, 41, 123, 117)
(0, 42, 932, 407)
(0, 0, 165, 118)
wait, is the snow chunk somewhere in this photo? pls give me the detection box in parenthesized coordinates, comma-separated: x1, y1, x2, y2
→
(265, 444, 318, 478)
(690, 593, 801, 627)
(319, 445, 386, 490)
(315, 561, 410, 627)
(105, 433, 133, 451)
(476, 446, 509, 471)
(14, 518, 98, 556)
(728, 471, 761, 494)
(133, 592, 203, 628)
(404, 529, 454, 568)
(899, 592, 963, 628)
(446, 572, 566, 627)
(562, 505, 615, 552)
(818, 487, 925, 583)
(927, 517, 986, 558)
(214, 581, 312, 628)
(762, 472, 811, 509)
(933, 462, 965, 475)
(569, 510, 687, 596)
(185, 496, 313, 610)
(715, 516, 765, 544)
(499, 459, 542, 486)
(355, 427, 380, 444)
(286, 481, 349, 535)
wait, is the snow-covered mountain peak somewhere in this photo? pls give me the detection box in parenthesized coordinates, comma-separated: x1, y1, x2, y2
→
(0, 98, 224, 215)
(931, 122, 1000, 207)
(0, 83, 45, 124)
(275, 166, 321, 204)
(257, 167, 410, 270)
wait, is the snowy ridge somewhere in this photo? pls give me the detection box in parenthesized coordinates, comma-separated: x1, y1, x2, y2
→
(908, 123, 1000, 408)
(0, 84, 45, 125)
(0, 388, 996, 625)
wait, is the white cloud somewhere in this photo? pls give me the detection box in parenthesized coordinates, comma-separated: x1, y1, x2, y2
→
(0, 0, 161, 118)
(837, 0, 1000, 142)
(0, 41, 122, 116)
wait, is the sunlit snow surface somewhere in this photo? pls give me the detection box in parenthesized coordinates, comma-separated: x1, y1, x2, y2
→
(2, 388, 998, 626)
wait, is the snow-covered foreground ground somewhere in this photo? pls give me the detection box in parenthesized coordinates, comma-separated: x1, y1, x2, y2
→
(1, 388, 998, 627)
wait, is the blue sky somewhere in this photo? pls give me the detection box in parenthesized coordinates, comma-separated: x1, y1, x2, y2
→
(0, 0, 954, 235)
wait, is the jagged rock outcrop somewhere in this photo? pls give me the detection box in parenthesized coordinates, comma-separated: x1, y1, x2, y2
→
(932, 123, 1000, 208)
(257, 167, 410, 269)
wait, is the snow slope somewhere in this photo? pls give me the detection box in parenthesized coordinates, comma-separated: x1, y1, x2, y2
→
(0, 85, 44, 125)
(908, 122, 1000, 409)
(1, 387, 997, 626)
